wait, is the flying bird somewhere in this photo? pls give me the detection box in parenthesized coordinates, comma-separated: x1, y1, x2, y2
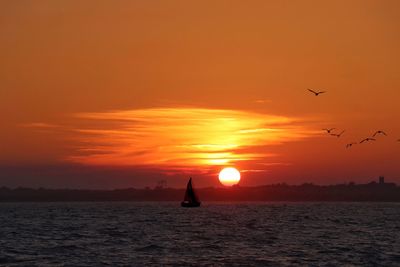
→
(307, 89, 326, 96)
(331, 130, 345, 138)
(322, 128, 336, 134)
(346, 142, 357, 148)
(373, 130, 387, 137)
(360, 138, 376, 144)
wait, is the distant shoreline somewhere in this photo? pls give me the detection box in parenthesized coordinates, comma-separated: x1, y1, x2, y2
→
(1, 180, 399, 202)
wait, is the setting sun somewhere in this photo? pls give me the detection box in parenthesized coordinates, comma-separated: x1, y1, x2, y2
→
(219, 167, 241, 186)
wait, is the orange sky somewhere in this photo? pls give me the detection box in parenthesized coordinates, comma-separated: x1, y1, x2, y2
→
(1, 0, 400, 188)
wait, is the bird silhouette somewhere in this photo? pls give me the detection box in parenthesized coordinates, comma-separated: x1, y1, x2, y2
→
(360, 137, 376, 144)
(331, 130, 345, 138)
(373, 130, 387, 137)
(322, 128, 335, 134)
(346, 142, 357, 148)
(307, 89, 326, 96)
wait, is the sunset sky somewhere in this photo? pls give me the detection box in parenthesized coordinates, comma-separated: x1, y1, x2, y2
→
(1, 0, 400, 188)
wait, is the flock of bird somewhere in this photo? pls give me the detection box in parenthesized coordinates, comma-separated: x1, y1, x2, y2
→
(307, 88, 400, 148)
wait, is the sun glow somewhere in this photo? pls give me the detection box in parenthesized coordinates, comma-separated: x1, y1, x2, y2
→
(219, 167, 241, 186)
(65, 108, 313, 172)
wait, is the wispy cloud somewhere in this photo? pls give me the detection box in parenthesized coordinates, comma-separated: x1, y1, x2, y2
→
(20, 122, 61, 128)
(65, 108, 315, 171)
(254, 99, 272, 104)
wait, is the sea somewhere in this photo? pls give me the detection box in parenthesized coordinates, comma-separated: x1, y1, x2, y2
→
(0, 202, 399, 266)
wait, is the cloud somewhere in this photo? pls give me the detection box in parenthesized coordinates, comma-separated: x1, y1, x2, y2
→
(254, 99, 272, 104)
(20, 122, 60, 128)
(65, 107, 315, 172)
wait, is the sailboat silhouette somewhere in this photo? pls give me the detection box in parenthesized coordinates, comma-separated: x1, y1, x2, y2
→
(181, 177, 201, 207)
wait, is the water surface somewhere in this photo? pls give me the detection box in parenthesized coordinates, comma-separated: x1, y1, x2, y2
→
(1, 202, 399, 266)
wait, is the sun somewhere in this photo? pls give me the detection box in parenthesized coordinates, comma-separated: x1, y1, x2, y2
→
(219, 167, 241, 186)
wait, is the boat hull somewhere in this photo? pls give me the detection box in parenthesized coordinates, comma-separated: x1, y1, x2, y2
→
(181, 201, 201, 208)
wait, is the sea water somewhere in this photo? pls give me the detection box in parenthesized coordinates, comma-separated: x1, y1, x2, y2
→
(0, 202, 399, 266)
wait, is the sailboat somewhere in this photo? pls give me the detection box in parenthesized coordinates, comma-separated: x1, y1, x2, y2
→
(181, 177, 201, 207)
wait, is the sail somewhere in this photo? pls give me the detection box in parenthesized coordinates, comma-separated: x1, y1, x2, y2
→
(184, 179, 191, 201)
(181, 177, 201, 207)
(183, 178, 199, 203)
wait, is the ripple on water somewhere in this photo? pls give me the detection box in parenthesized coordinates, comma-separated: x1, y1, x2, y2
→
(0, 202, 399, 266)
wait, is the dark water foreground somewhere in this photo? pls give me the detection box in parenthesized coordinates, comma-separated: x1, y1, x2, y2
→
(0, 202, 399, 266)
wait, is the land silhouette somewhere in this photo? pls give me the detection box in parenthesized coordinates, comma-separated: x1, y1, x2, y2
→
(1, 177, 398, 202)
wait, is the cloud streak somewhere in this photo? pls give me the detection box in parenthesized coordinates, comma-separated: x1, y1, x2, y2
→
(64, 108, 315, 172)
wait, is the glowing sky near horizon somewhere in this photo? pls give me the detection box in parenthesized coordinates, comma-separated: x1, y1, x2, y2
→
(67, 108, 314, 169)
